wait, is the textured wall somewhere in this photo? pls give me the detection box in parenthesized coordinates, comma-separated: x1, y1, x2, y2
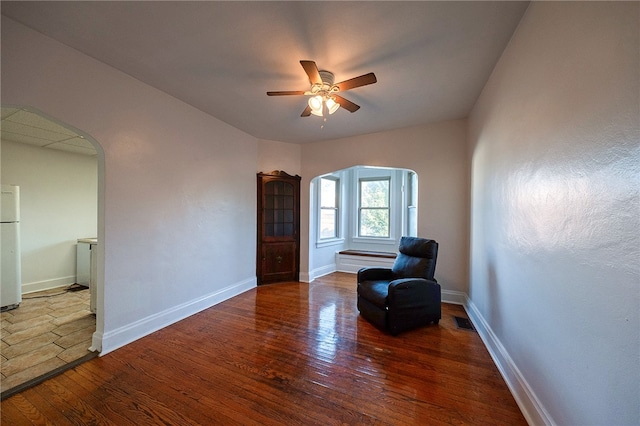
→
(301, 120, 469, 295)
(469, 2, 639, 424)
(257, 139, 302, 176)
(2, 17, 258, 354)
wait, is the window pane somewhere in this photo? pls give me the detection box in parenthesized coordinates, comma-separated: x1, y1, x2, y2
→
(360, 179, 389, 208)
(320, 209, 336, 238)
(359, 208, 389, 237)
(318, 177, 339, 241)
(320, 178, 336, 208)
(358, 178, 390, 238)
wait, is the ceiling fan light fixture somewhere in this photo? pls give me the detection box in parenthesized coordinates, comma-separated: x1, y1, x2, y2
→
(268, 60, 376, 117)
(309, 95, 323, 116)
(326, 97, 340, 115)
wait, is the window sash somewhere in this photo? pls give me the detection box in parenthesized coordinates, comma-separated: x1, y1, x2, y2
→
(320, 207, 338, 239)
(319, 177, 339, 240)
(358, 178, 390, 238)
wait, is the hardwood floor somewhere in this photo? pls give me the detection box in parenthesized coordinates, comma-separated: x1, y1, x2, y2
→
(0, 273, 526, 425)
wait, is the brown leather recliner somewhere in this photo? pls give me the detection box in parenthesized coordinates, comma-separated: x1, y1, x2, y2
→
(357, 236, 440, 335)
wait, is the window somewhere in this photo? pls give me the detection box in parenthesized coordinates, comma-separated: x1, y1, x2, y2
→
(319, 177, 339, 239)
(358, 178, 390, 238)
(312, 167, 416, 250)
(406, 171, 418, 236)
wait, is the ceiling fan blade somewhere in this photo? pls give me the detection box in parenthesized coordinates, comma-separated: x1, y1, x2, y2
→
(300, 60, 322, 85)
(267, 91, 306, 96)
(301, 105, 312, 117)
(334, 95, 360, 113)
(336, 73, 377, 91)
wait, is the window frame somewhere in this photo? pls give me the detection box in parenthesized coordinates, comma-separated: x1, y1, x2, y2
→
(406, 171, 418, 237)
(357, 176, 391, 239)
(316, 175, 343, 247)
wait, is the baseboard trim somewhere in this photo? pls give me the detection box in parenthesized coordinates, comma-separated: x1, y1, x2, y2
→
(441, 289, 467, 305)
(465, 297, 555, 426)
(303, 264, 336, 283)
(299, 271, 311, 283)
(22, 276, 75, 294)
(98, 277, 256, 356)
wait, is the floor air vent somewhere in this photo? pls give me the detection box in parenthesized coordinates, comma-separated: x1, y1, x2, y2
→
(454, 316, 475, 331)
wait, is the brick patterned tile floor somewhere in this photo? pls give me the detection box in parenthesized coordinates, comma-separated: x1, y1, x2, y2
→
(1, 286, 96, 393)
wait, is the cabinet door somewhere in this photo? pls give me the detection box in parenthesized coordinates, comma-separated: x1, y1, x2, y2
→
(261, 242, 296, 283)
(257, 171, 300, 285)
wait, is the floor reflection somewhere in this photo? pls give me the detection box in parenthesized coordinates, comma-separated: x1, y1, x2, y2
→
(315, 303, 337, 361)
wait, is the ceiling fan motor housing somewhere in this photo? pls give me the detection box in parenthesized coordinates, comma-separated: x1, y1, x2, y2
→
(318, 70, 335, 85)
(311, 70, 339, 97)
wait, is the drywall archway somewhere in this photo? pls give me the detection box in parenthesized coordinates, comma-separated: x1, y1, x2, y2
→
(1, 105, 106, 353)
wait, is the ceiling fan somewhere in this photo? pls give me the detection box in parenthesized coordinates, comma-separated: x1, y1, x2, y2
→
(267, 60, 377, 117)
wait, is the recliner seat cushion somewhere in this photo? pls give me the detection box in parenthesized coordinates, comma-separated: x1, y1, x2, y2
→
(357, 281, 389, 309)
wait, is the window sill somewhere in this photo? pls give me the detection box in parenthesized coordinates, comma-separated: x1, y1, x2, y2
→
(351, 237, 397, 247)
(316, 238, 345, 248)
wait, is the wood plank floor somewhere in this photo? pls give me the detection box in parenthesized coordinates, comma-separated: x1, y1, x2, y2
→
(0, 272, 527, 425)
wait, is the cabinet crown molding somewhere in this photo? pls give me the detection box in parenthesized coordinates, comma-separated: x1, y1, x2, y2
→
(258, 170, 301, 180)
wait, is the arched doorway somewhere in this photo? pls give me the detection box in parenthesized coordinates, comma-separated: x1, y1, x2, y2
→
(0, 106, 105, 396)
(307, 165, 418, 281)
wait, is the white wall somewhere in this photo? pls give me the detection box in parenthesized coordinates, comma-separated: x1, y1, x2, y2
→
(1, 17, 259, 354)
(468, 3, 639, 425)
(1, 140, 97, 293)
(257, 139, 301, 176)
(301, 120, 469, 301)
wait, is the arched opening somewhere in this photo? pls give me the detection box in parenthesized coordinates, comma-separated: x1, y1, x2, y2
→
(0, 106, 105, 395)
(307, 165, 418, 281)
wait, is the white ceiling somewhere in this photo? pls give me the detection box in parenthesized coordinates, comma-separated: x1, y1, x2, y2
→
(1, 1, 529, 144)
(1, 107, 97, 156)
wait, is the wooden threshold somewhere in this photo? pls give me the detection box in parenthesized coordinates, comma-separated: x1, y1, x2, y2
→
(0, 272, 526, 425)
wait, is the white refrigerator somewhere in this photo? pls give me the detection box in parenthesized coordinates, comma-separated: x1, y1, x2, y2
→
(1, 184, 22, 311)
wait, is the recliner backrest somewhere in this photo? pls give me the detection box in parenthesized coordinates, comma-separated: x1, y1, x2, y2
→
(391, 236, 438, 280)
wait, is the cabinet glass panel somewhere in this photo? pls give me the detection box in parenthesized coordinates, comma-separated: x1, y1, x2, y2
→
(264, 181, 295, 237)
(284, 196, 294, 209)
(284, 223, 294, 236)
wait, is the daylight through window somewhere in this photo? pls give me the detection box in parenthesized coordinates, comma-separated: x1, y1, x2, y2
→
(358, 178, 390, 238)
(319, 177, 339, 239)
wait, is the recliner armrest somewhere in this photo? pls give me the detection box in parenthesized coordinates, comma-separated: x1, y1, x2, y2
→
(357, 267, 394, 282)
(388, 278, 440, 308)
(389, 277, 438, 290)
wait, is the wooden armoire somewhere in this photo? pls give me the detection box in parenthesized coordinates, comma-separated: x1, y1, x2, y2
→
(256, 171, 301, 285)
